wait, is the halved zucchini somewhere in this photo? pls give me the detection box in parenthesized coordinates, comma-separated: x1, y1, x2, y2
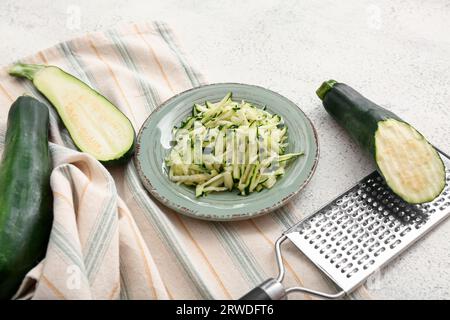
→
(317, 80, 445, 203)
(9, 63, 135, 165)
(375, 119, 445, 203)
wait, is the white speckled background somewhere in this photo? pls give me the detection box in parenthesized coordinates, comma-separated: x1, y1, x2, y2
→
(1, 0, 449, 299)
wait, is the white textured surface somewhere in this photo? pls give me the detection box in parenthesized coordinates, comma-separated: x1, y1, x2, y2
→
(1, 0, 449, 299)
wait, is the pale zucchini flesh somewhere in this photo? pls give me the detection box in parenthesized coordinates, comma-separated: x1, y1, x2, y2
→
(375, 119, 445, 204)
(33, 66, 135, 163)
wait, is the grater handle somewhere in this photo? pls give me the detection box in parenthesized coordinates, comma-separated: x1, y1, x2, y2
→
(239, 278, 286, 300)
(239, 235, 346, 300)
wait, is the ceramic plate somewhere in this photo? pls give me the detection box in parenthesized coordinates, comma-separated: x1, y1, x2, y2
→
(134, 83, 319, 221)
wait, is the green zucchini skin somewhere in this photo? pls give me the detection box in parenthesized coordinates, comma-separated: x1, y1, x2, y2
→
(0, 96, 53, 299)
(318, 81, 400, 157)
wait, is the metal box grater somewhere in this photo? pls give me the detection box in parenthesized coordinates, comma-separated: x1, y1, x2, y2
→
(240, 150, 450, 300)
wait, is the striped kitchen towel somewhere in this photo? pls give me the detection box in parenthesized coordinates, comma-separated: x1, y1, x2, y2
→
(0, 22, 372, 300)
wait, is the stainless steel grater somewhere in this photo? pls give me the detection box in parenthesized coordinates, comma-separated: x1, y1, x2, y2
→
(240, 149, 450, 300)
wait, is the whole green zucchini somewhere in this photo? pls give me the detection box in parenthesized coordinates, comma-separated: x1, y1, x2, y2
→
(9, 63, 135, 165)
(0, 96, 53, 299)
(317, 80, 445, 204)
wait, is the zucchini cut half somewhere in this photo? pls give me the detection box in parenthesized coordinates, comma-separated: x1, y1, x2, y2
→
(9, 63, 135, 165)
(317, 80, 445, 204)
(375, 119, 445, 203)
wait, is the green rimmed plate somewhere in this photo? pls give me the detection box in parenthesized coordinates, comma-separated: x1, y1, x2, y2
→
(134, 83, 319, 221)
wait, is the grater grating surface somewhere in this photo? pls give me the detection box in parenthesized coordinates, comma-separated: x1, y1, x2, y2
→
(285, 153, 450, 294)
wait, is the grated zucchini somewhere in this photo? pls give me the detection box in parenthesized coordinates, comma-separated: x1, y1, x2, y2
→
(166, 93, 304, 196)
